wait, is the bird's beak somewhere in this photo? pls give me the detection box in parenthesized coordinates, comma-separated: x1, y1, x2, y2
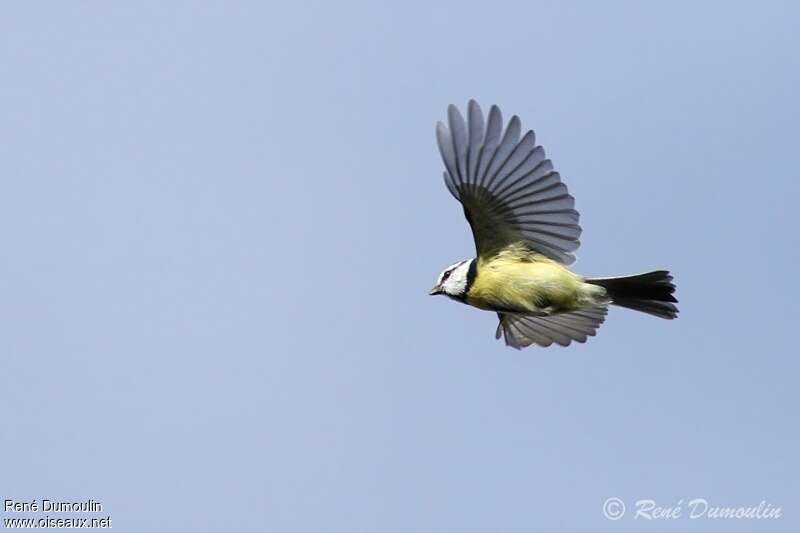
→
(429, 285, 442, 296)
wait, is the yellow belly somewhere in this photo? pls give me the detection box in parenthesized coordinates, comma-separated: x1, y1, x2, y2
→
(466, 255, 586, 313)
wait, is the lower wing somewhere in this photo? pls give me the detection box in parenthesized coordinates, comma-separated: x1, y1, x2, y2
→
(496, 306, 608, 349)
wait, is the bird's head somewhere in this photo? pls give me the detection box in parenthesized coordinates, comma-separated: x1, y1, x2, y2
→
(429, 259, 474, 299)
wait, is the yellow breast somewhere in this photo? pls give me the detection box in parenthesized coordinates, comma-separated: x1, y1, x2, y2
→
(466, 252, 584, 313)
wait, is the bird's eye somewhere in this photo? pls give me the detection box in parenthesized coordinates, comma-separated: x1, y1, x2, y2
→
(442, 270, 452, 281)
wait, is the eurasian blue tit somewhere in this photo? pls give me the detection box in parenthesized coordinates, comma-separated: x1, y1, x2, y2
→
(430, 101, 678, 349)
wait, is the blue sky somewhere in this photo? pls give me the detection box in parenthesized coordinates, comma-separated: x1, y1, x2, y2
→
(1, 2, 798, 531)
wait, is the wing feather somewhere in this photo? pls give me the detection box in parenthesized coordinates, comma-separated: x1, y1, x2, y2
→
(436, 123, 459, 186)
(447, 104, 469, 185)
(486, 130, 538, 192)
(436, 101, 582, 264)
(476, 105, 503, 187)
(497, 306, 608, 349)
(467, 100, 485, 181)
(483, 116, 521, 190)
(492, 147, 548, 195)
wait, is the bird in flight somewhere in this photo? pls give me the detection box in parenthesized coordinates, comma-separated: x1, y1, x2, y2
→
(429, 100, 678, 349)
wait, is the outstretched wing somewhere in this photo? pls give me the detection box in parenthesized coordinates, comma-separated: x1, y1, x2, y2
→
(436, 100, 581, 264)
(496, 306, 608, 349)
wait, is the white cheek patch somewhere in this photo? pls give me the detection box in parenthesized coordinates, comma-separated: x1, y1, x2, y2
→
(442, 261, 470, 295)
(438, 261, 462, 286)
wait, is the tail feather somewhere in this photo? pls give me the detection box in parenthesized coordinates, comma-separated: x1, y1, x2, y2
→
(586, 270, 678, 319)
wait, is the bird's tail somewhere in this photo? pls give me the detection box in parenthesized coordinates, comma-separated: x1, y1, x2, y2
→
(585, 270, 678, 319)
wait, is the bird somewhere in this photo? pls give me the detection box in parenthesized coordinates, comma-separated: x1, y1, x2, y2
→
(429, 100, 678, 349)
